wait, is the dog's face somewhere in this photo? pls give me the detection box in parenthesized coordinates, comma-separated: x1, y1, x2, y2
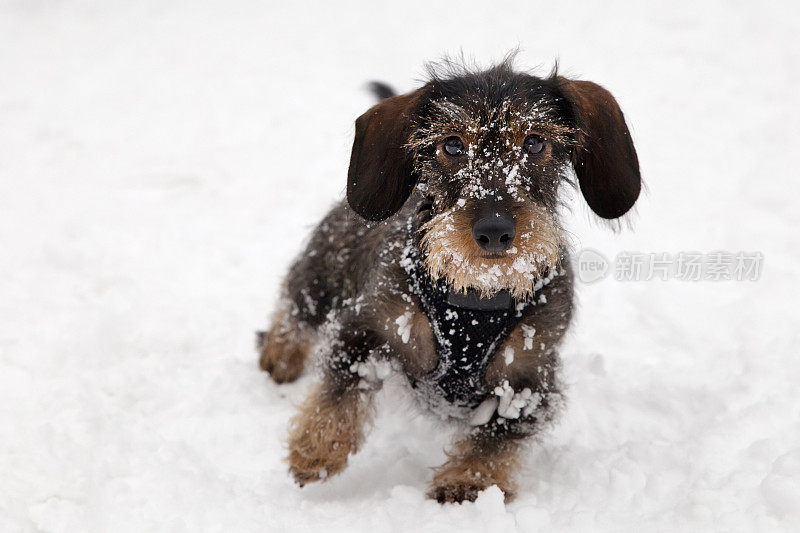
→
(411, 77, 576, 298)
(347, 62, 641, 298)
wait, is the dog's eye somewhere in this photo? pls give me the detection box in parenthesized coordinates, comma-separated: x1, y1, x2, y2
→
(523, 134, 545, 155)
(442, 136, 465, 157)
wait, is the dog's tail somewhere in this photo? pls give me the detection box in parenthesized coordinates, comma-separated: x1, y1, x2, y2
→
(367, 81, 397, 101)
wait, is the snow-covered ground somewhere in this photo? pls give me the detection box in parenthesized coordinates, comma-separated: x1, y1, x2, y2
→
(1, 1, 799, 531)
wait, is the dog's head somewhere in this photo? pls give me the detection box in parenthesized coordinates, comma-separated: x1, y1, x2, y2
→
(347, 61, 641, 299)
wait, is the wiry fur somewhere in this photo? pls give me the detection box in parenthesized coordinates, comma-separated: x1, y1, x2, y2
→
(420, 202, 563, 299)
(258, 296, 313, 383)
(429, 436, 522, 503)
(256, 58, 641, 503)
(287, 380, 375, 485)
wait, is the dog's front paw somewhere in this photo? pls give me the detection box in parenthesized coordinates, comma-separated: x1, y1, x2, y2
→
(287, 437, 351, 486)
(287, 391, 363, 486)
(288, 452, 337, 487)
(428, 481, 488, 503)
(428, 461, 515, 503)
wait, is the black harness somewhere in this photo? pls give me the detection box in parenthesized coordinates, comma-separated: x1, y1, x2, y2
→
(400, 235, 535, 413)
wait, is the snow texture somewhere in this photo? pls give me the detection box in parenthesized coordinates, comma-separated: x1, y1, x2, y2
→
(395, 312, 414, 344)
(1, 1, 799, 532)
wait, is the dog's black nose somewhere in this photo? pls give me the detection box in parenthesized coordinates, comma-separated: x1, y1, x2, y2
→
(472, 212, 516, 252)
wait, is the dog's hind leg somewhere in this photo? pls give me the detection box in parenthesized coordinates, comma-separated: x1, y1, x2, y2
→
(258, 296, 313, 384)
(258, 209, 349, 384)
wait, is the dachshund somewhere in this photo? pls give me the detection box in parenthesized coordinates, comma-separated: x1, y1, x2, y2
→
(257, 58, 641, 503)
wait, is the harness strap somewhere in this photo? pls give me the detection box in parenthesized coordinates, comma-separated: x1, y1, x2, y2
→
(401, 235, 532, 408)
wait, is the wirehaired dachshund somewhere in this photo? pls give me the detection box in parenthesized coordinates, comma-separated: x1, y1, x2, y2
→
(257, 58, 641, 503)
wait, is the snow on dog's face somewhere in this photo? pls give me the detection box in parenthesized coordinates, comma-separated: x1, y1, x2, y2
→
(410, 87, 576, 298)
(346, 60, 641, 298)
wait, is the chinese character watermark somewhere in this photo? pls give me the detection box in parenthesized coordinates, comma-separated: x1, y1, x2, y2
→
(576, 250, 763, 283)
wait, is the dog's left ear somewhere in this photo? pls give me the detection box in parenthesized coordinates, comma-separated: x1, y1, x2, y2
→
(347, 90, 425, 221)
(558, 78, 641, 219)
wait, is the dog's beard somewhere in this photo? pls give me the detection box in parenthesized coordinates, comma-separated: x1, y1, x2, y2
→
(420, 204, 563, 300)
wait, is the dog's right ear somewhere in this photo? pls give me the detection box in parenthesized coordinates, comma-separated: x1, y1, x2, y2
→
(347, 90, 424, 221)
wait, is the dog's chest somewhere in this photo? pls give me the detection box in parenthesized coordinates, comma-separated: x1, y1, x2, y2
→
(400, 243, 530, 417)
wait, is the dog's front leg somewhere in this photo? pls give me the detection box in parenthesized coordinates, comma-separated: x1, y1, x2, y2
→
(430, 347, 564, 503)
(287, 376, 373, 486)
(428, 430, 522, 503)
(287, 318, 378, 486)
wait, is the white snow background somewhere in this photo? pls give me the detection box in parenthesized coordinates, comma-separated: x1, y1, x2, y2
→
(1, 1, 799, 531)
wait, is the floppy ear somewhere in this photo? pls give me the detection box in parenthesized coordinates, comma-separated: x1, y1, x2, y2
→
(558, 78, 641, 219)
(347, 90, 423, 221)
